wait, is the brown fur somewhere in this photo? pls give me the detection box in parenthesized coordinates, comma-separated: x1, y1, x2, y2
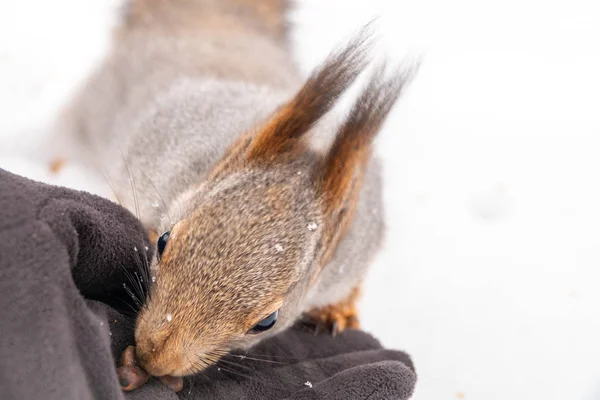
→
(135, 159, 321, 376)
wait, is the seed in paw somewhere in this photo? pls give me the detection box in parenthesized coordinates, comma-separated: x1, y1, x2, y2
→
(117, 365, 149, 391)
(121, 345, 137, 367)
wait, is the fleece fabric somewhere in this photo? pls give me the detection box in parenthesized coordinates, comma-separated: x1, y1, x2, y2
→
(0, 168, 416, 400)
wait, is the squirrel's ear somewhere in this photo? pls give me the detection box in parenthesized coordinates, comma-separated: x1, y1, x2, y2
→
(209, 30, 373, 178)
(317, 63, 415, 214)
(244, 30, 373, 163)
(310, 64, 415, 270)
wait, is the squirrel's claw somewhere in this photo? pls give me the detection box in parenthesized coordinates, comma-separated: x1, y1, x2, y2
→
(303, 286, 361, 336)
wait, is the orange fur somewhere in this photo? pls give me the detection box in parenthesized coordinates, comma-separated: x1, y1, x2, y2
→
(49, 158, 66, 175)
(147, 228, 159, 244)
(306, 286, 362, 334)
(244, 32, 372, 163)
(319, 64, 411, 213)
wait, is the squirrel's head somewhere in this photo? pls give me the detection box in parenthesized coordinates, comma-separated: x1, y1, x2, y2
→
(134, 31, 415, 377)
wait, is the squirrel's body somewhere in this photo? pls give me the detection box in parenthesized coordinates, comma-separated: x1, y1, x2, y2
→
(66, 0, 300, 229)
(61, 0, 405, 379)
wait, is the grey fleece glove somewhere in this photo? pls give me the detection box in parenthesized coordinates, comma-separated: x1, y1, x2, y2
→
(0, 168, 416, 400)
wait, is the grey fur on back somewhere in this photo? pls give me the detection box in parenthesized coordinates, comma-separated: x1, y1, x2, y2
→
(61, 0, 384, 316)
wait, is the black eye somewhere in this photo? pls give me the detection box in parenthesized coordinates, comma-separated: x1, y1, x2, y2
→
(157, 231, 170, 259)
(248, 310, 278, 334)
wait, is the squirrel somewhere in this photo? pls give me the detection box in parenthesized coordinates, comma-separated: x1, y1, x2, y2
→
(56, 0, 415, 387)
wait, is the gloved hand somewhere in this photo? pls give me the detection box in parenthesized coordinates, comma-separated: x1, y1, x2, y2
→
(0, 168, 416, 400)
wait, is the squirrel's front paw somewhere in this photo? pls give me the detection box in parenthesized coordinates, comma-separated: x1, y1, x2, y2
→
(117, 346, 150, 391)
(304, 287, 361, 336)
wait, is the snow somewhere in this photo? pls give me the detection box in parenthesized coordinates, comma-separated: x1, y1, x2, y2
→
(307, 222, 318, 231)
(304, 381, 313, 388)
(166, 314, 172, 322)
(1, 1, 600, 400)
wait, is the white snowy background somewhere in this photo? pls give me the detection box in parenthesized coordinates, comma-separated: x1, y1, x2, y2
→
(1, 1, 599, 399)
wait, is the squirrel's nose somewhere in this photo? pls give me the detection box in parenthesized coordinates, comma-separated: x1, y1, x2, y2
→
(135, 344, 174, 377)
(137, 328, 170, 355)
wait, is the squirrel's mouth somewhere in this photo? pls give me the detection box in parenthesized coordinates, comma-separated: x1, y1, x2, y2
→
(135, 346, 181, 377)
(117, 345, 185, 392)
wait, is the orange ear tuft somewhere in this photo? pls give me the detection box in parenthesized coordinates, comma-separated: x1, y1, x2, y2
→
(245, 29, 374, 162)
(319, 63, 416, 213)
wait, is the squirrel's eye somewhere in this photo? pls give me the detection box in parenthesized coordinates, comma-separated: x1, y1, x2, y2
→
(157, 231, 170, 260)
(248, 310, 279, 334)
